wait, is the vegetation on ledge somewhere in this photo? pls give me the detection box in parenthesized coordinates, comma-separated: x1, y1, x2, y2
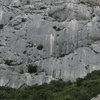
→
(0, 70, 100, 100)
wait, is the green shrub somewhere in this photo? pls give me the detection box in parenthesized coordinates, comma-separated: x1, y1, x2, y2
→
(0, 70, 100, 100)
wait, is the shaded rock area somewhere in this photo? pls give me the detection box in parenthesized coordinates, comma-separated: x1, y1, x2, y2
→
(0, 0, 100, 88)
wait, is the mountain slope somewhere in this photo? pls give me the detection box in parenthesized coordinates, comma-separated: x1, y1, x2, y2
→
(0, 0, 100, 88)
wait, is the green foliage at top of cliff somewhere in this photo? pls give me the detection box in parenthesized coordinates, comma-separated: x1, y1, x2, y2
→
(0, 70, 100, 100)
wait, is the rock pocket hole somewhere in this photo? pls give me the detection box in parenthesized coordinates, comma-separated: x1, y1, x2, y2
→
(37, 44, 43, 50)
(40, 6, 47, 10)
(53, 26, 61, 31)
(9, 17, 13, 20)
(23, 50, 27, 54)
(92, 14, 95, 18)
(21, 18, 26, 22)
(57, 34, 59, 37)
(27, 1, 30, 4)
(0, 24, 4, 30)
(28, 64, 37, 73)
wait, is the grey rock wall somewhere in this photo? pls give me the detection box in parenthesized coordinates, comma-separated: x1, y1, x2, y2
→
(0, 0, 100, 88)
(91, 95, 100, 100)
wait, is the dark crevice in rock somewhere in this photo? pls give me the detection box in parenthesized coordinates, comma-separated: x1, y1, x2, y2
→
(23, 51, 27, 54)
(58, 54, 65, 58)
(40, 6, 47, 10)
(4, 59, 22, 66)
(85, 65, 89, 70)
(92, 14, 95, 18)
(21, 18, 26, 22)
(27, 64, 38, 73)
(9, 17, 13, 20)
(0, 24, 4, 30)
(4, 60, 13, 66)
(27, 1, 30, 5)
(57, 34, 60, 37)
(37, 44, 43, 50)
(53, 26, 62, 31)
(89, 46, 100, 54)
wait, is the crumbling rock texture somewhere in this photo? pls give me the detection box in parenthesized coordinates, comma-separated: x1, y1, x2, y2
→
(0, 0, 100, 88)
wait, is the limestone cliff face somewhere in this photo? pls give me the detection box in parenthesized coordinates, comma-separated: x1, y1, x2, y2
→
(0, 0, 100, 88)
(91, 95, 100, 100)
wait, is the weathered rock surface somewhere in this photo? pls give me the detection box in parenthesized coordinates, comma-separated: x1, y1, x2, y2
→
(0, 0, 100, 88)
(91, 95, 100, 100)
